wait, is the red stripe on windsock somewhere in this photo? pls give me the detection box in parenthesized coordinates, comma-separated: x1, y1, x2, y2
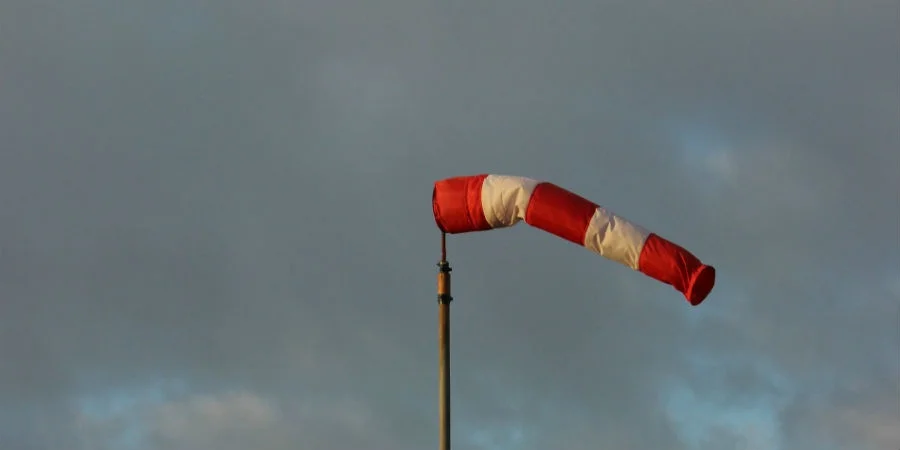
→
(638, 233, 716, 305)
(432, 174, 492, 233)
(525, 182, 598, 245)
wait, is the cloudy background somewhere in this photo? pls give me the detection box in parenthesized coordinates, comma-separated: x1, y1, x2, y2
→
(1, 0, 898, 449)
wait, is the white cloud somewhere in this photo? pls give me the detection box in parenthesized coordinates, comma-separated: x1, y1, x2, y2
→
(76, 389, 291, 450)
(151, 391, 279, 439)
(839, 408, 900, 449)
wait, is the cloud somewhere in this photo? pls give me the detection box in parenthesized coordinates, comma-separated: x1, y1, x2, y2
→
(75, 388, 292, 450)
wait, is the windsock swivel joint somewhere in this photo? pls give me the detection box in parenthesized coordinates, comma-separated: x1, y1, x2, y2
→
(437, 261, 452, 304)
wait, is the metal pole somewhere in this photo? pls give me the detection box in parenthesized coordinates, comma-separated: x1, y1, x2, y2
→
(437, 232, 452, 450)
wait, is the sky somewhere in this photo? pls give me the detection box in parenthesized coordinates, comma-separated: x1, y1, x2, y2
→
(0, 0, 898, 449)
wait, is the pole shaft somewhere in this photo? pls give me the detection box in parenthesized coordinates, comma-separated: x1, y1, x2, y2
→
(438, 302, 450, 450)
(437, 232, 452, 450)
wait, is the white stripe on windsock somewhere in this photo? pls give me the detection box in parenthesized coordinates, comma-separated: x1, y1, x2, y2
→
(481, 175, 540, 228)
(583, 207, 650, 270)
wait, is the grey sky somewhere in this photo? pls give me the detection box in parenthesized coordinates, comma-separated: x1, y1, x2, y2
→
(1, 0, 898, 449)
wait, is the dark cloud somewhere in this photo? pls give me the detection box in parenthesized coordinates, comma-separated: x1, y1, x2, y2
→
(1, 0, 897, 449)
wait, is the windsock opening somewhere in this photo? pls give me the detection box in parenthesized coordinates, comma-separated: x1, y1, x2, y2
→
(432, 174, 491, 233)
(686, 264, 716, 306)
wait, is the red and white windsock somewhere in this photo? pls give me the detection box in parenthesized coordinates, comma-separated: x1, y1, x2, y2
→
(432, 174, 716, 305)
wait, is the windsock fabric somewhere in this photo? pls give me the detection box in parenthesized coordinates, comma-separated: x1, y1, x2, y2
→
(432, 174, 716, 305)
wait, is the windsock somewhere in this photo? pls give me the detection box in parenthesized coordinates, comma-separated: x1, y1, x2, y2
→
(432, 174, 715, 305)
